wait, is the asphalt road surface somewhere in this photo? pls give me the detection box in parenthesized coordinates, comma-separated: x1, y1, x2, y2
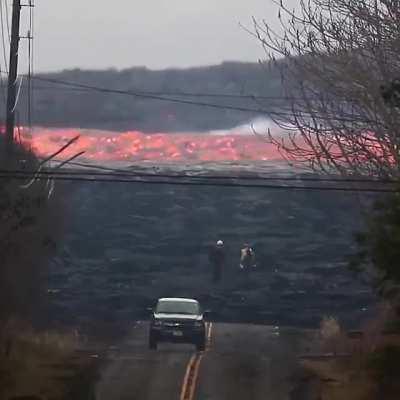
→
(95, 322, 307, 400)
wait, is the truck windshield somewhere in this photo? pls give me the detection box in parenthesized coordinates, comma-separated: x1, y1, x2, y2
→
(156, 301, 200, 315)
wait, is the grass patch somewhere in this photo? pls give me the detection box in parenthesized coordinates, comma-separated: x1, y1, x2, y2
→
(301, 358, 375, 400)
(298, 309, 400, 399)
(367, 345, 400, 397)
(382, 318, 400, 334)
(0, 327, 100, 400)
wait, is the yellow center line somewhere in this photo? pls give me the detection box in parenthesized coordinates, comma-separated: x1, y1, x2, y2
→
(188, 354, 203, 400)
(180, 354, 197, 400)
(179, 322, 213, 400)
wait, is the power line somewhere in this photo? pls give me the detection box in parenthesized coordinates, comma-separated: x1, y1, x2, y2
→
(27, 0, 34, 131)
(5, 164, 396, 184)
(13, 80, 361, 123)
(19, 75, 273, 114)
(15, 74, 373, 124)
(0, 0, 8, 115)
(19, 84, 366, 122)
(0, 71, 373, 124)
(9, 74, 291, 100)
(49, 159, 398, 184)
(0, 169, 396, 192)
(3, 0, 10, 43)
(16, 83, 294, 101)
(14, 83, 351, 112)
(0, 0, 8, 75)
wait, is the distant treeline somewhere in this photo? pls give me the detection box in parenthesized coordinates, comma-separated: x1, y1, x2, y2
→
(16, 61, 285, 132)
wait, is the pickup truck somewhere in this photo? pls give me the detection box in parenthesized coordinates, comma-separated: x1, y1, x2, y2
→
(148, 298, 207, 351)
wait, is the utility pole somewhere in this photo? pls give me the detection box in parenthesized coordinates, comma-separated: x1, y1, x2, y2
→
(5, 0, 21, 152)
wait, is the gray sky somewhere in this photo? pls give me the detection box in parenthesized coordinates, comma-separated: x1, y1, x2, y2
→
(23, 0, 290, 72)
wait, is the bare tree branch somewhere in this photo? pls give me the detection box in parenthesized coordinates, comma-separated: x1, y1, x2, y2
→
(253, 0, 400, 177)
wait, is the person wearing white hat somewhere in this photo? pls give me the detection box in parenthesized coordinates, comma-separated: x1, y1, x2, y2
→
(208, 240, 225, 283)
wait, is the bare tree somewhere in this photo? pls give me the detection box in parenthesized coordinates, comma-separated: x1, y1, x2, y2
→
(0, 135, 83, 353)
(253, 0, 400, 177)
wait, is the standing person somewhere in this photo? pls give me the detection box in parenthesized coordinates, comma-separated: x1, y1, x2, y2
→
(240, 243, 256, 273)
(208, 240, 225, 283)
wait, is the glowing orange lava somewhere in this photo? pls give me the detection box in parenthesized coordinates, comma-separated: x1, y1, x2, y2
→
(14, 127, 285, 163)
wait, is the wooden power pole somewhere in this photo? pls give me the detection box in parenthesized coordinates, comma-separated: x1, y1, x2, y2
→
(5, 0, 21, 151)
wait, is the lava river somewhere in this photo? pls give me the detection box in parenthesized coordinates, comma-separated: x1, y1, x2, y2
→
(16, 127, 284, 163)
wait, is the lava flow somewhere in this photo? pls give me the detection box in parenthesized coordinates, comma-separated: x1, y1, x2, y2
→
(16, 127, 285, 163)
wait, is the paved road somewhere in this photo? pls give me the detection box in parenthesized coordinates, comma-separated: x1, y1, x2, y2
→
(95, 322, 307, 400)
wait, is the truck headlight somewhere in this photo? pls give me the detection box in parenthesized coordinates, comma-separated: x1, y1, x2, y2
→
(153, 320, 163, 327)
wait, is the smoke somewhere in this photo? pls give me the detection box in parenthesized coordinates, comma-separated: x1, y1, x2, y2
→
(209, 117, 281, 136)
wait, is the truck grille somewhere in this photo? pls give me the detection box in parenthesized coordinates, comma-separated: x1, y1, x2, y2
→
(163, 320, 194, 328)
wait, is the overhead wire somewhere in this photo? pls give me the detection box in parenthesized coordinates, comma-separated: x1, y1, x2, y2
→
(27, 0, 34, 132)
(19, 75, 280, 114)
(0, 170, 395, 193)
(12, 75, 350, 105)
(0, 0, 8, 74)
(17, 83, 298, 101)
(12, 74, 374, 125)
(3, 0, 10, 43)
(0, 0, 8, 117)
(0, 165, 397, 185)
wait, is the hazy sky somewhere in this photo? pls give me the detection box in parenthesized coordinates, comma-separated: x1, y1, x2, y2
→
(22, 0, 294, 72)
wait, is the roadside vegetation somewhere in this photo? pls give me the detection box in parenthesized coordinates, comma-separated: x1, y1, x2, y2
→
(299, 310, 400, 400)
(254, 1, 400, 398)
(0, 138, 99, 399)
(0, 320, 99, 400)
